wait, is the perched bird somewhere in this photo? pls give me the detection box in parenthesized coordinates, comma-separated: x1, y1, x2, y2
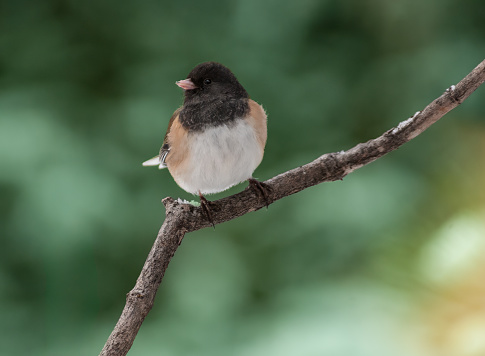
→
(143, 62, 268, 224)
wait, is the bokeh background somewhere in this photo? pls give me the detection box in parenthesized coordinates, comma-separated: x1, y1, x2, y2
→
(1, 1, 485, 355)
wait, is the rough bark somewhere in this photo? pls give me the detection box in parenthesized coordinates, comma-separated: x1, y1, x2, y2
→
(100, 59, 485, 356)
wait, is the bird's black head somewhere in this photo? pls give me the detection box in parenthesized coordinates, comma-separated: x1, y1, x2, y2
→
(176, 62, 248, 102)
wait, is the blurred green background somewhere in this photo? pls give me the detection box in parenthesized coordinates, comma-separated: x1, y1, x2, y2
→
(1, 0, 485, 355)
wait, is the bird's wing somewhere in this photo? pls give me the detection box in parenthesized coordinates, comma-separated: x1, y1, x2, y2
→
(142, 108, 182, 169)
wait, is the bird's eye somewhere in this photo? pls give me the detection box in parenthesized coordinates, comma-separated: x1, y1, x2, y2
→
(203, 78, 212, 85)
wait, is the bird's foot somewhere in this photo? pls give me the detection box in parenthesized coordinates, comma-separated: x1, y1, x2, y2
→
(248, 178, 271, 208)
(198, 192, 215, 229)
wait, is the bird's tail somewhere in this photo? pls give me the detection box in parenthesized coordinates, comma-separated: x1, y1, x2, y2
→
(142, 156, 167, 169)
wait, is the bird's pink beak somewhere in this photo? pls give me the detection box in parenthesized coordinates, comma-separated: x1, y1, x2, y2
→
(176, 78, 197, 90)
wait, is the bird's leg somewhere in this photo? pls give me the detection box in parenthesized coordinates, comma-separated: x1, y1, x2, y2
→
(248, 178, 271, 208)
(198, 191, 215, 228)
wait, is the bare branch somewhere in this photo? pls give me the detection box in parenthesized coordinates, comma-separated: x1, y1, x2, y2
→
(99, 59, 485, 356)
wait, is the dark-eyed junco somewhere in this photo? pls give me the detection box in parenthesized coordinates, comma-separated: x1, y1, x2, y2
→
(143, 62, 268, 223)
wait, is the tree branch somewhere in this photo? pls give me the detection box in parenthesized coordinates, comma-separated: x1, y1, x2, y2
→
(99, 59, 485, 356)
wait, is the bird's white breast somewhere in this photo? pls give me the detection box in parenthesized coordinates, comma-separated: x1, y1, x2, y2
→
(172, 118, 264, 195)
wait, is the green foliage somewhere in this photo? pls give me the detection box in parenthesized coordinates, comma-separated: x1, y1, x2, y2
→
(1, 0, 485, 355)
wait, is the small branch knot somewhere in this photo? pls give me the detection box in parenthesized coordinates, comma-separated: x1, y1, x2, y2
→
(161, 196, 175, 208)
(446, 84, 462, 104)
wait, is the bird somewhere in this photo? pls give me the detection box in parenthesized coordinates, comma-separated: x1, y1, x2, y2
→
(143, 62, 269, 225)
